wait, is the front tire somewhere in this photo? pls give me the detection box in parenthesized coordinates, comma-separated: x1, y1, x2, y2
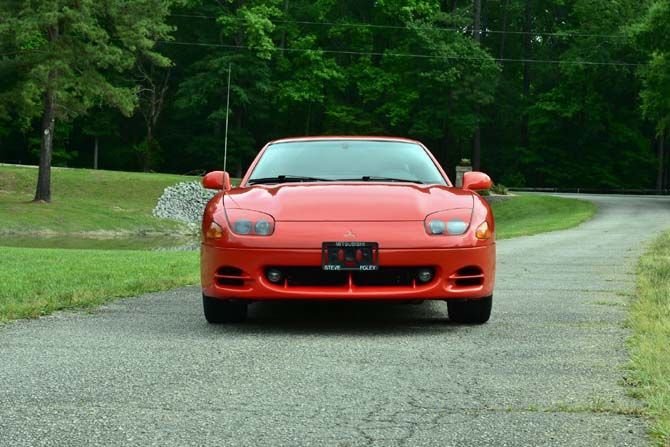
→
(447, 296, 492, 324)
(203, 295, 248, 324)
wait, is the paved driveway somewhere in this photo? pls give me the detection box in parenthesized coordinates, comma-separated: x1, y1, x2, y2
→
(1, 194, 669, 446)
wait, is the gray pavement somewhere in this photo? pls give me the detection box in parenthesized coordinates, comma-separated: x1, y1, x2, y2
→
(1, 194, 669, 446)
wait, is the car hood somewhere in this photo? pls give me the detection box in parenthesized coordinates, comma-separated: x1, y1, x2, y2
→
(223, 183, 474, 221)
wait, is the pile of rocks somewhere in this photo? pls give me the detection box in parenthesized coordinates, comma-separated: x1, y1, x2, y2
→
(483, 193, 514, 204)
(153, 181, 217, 227)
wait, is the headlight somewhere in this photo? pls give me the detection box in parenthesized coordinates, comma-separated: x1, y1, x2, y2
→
(225, 209, 275, 236)
(233, 219, 253, 235)
(254, 220, 273, 235)
(424, 209, 473, 236)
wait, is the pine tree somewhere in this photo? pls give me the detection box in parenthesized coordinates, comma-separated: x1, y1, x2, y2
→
(0, 0, 174, 201)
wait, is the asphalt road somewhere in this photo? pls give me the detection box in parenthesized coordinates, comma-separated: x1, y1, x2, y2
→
(1, 194, 669, 447)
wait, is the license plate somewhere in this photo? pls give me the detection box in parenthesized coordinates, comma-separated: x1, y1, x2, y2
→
(322, 242, 379, 271)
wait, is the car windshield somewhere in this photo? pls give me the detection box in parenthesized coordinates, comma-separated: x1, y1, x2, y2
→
(247, 140, 447, 185)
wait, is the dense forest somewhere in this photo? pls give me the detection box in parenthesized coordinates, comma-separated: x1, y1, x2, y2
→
(0, 0, 669, 192)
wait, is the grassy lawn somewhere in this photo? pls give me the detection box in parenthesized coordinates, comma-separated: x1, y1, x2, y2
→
(0, 247, 199, 322)
(0, 166, 597, 323)
(628, 231, 670, 446)
(0, 164, 198, 234)
(491, 194, 596, 239)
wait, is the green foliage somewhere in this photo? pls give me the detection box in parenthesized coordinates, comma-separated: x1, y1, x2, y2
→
(628, 230, 670, 445)
(0, 0, 174, 125)
(0, 0, 667, 188)
(490, 183, 509, 195)
(487, 0, 655, 188)
(0, 0, 176, 185)
(632, 0, 670, 134)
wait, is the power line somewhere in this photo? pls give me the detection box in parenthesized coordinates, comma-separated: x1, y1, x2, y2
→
(170, 13, 630, 40)
(159, 40, 644, 67)
(0, 49, 43, 57)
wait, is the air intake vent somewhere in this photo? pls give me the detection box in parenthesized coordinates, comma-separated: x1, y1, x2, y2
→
(215, 266, 249, 287)
(451, 266, 484, 287)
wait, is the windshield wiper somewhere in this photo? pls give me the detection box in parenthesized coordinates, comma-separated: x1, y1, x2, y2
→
(336, 176, 424, 184)
(247, 175, 332, 185)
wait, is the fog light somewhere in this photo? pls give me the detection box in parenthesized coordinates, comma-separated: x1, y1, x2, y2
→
(266, 268, 283, 283)
(417, 269, 433, 283)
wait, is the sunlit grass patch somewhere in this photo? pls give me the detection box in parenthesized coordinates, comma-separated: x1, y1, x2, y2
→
(492, 194, 596, 239)
(0, 165, 198, 234)
(628, 231, 670, 446)
(0, 247, 199, 322)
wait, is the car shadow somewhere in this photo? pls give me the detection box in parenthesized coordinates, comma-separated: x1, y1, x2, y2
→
(207, 300, 470, 336)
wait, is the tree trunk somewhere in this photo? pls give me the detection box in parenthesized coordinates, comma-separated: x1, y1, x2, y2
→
(93, 136, 99, 170)
(521, 0, 532, 150)
(473, 0, 481, 40)
(34, 25, 58, 203)
(657, 130, 665, 191)
(143, 125, 153, 172)
(472, 0, 482, 170)
(665, 141, 669, 190)
(280, 0, 289, 50)
(472, 128, 481, 170)
(34, 80, 56, 203)
(499, 0, 510, 60)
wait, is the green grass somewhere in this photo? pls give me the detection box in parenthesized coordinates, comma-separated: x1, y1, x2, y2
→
(627, 231, 670, 446)
(0, 164, 198, 234)
(0, 247, 199, 322)
(0, 165, 203, 321)
(492, 194, 596, 239)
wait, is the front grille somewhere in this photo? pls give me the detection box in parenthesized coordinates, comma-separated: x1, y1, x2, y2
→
(283, 267, 348, 287)
(267, 266, 434, 288)
(353, 268, 418, 287)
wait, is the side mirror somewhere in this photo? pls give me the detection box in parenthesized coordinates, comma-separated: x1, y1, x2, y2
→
(462, 171, 492, 191)
(202, 171, 232, 191)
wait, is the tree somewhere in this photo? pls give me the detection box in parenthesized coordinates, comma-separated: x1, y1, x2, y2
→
(80, 108, 120, 170)
(172, 0, 282, 174)
(0, 0, 174, 202)
(136, 60, 172, 171)
(1, 0, 661, 190)
(472, 0, 482, 170)
(633, 0, 670, 190)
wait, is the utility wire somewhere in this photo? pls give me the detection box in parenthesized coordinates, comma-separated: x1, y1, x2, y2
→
(158, 40, 644, 67)
(170, 13, 630, 40)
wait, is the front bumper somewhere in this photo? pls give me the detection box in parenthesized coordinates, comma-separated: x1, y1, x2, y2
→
(201, 244, 495, 301)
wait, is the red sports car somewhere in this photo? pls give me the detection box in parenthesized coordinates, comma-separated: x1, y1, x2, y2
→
(201, 137, 495, 324)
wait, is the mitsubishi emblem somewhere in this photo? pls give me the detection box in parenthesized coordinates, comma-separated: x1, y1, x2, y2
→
(343, 230, 357, 238)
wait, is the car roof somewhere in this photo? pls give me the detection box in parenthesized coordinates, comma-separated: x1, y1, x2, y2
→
(267, 136, 423, 145)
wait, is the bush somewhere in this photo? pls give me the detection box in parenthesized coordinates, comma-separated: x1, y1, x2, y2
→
(491, 183, 509, 195)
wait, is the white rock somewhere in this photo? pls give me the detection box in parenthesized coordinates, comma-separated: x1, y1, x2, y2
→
(153, 181, 217, 225)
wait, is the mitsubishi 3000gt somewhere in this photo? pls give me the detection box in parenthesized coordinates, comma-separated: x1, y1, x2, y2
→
(200, 137, 495, 324)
